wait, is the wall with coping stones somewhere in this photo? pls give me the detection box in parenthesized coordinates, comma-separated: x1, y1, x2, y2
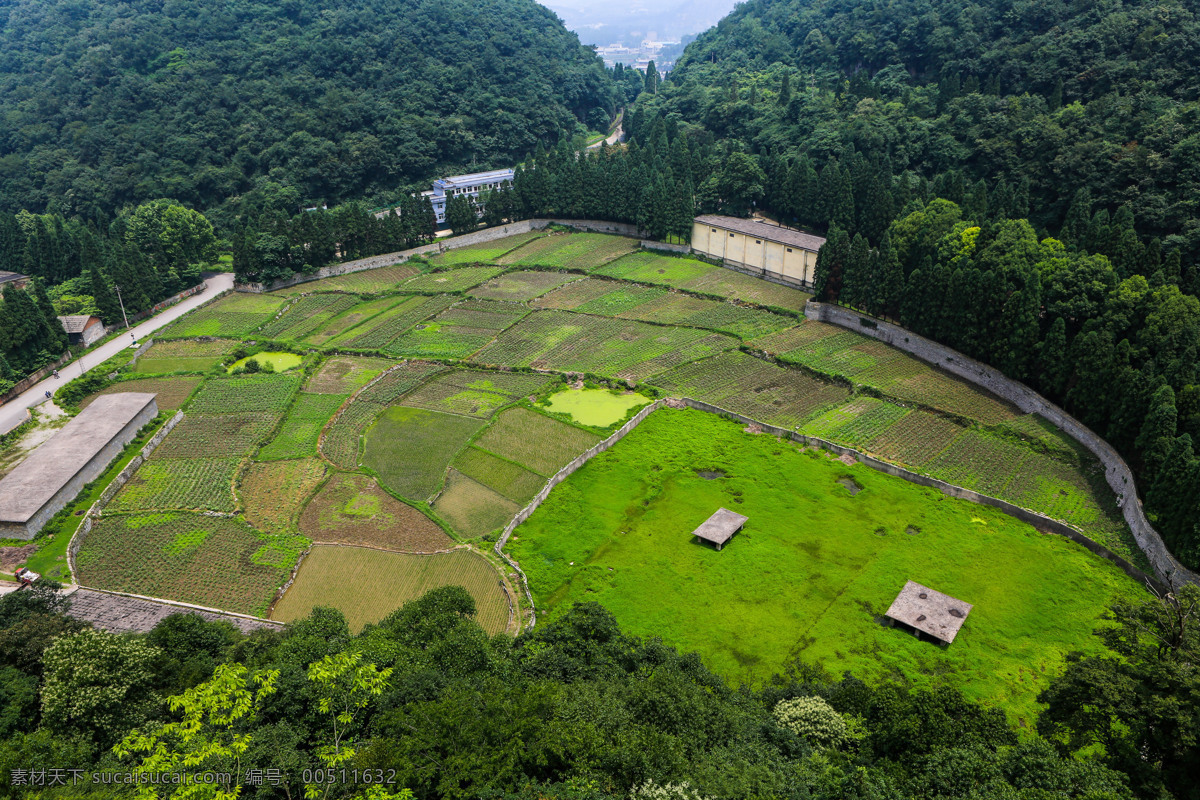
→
(67, 409, 185, 577)
(495, 398, 667, 629)
(642, 240, 691, 254)
(237, 219, 648, 294)
(806, 301, 1196, 587)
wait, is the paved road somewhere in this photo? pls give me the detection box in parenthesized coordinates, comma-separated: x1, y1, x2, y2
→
(587, 110, 624, 150)
(0, 272, 235, 435)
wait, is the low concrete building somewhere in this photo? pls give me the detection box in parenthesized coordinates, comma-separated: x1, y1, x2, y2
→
(884, 580, 973, 645)
(0, 271, 29, 289)
(58, 315, 106, 346)
(430, 169, 515, 225)
(692, 507, 748, 551)
(0, 393, 157, 539)
(691, 215, 825, 288)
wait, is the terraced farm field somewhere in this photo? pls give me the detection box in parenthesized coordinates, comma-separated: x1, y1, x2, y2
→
(164, 292, 286, 337)
(468, 270, 579, 301)
(79, 376, 201, 411)
(401, 266, 504, 293)
(430, 231, 546, 265)
(240, 459, 328, 534)
(594, 250, 811, 310)
(363, 407, 485, 500)
(133, 339, 233, 374)
(300, 473, 454, 552)
(271, 546, 512, 633)
(499, 232, 637, 268)
(271, 264, 419, 296)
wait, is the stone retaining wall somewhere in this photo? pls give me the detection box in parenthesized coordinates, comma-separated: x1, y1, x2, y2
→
(495, 399, 667, 629)
(641, 240, 691, 254)
(805, 301, 1196, 587)
(67, 410, 185, 577)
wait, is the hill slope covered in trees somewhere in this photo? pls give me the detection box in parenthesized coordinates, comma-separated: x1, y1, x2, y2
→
(0, 0, 619, 225)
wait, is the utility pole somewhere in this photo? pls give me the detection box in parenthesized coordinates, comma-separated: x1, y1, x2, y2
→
(114, 283, 131, 330)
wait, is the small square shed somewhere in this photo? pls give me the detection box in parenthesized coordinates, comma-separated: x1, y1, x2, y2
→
(692, 507, 748, 551)
(884, 580, 973, 646)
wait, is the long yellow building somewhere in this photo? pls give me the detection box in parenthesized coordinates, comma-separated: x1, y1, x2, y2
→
(691, 215, 825, 288)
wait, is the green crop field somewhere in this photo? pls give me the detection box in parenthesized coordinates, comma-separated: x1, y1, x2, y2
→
(301, 295, 407, 346)
(594, 251, 811, 310)
(452, 447, 544, 503)
(154, 412, 280, 459)
(75, 512, 293, 616)
(240, 458, 328, 534)
(866, 409, 966, 465)
(133, 338, 234, 374)
(499, 232, 638, 269)
(330, 295, 458, 349)
(472, 309, 740, 383)
(400, 266, 504, 293)
(257, 294, 355, 339)
(611, 292, 796, 339)
(430, 231, 547, 265)
(507, 409, 1147, 725)
(474, 407, 600, 476)
(271, 264, 419, 296)
(79, 376, 201, 411)
(432, 469, 519, 538)
(299, 472, 454, 552)
(362, 406, 485, 500)
(270, 545, 512, 634)
(531, 276, 620, 310)
(649, 351, 851, 429)
(164, 292, 286, 337)
(111, 456, 241, 512)
(399, 369, 553, 418)
(188, 373, 301, 414)
(798, 397, 911, 448)
(258, 393, 347, 460)
(305, 357, 394, 394)
(468, 270, 579, 301)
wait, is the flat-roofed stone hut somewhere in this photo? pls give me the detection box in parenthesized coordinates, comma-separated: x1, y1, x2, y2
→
(884, 580, 973, 646)
(0, 393, 157, 539)
(692, 507, 748, 551)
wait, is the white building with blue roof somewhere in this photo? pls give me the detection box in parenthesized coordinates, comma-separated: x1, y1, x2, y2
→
(430, 168, 514, 224)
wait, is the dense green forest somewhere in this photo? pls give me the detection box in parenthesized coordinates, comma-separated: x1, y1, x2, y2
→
(0, 584, 1195, 800)
(0, 0, 619, 227)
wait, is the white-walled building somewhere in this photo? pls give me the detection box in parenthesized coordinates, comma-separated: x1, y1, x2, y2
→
(430, 169, 514, 224)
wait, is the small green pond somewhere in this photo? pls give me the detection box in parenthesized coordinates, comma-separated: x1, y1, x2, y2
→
(227, 352, 303, 373)
(543, 388, 650, 427)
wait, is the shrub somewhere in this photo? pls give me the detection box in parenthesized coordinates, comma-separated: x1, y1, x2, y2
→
(244, 358, 261, 373)
(773, 695, 849, 749)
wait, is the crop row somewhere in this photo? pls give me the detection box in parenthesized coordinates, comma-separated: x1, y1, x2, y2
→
(400, 266, 504, 293)
(614, 293, 795, 339)
(263, 294, 361, 341)
(432, 469, 518, 538)
(258, 393, 349, 460)
(333, 295, 457, 349)
(272, 264, 418, 296)
(362, 406, 485, 500)
(595, 251, 811, 309)
(240, 458, 328, 535)
(500, 232, 638, 270)
(299, 472, 453, 552)
(155, 412, 280, 459)
(305, 356, 394, 394)
(111, 457, 241, 513)
(189, 373, 302, 414)
(468, 270, 579, 302)
(432, 231, 548, 266)
(474, 407, 601, 477)
(401, 369, 553, 418)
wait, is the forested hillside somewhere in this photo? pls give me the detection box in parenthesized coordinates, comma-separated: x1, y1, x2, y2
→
(0, 0, 619, 225)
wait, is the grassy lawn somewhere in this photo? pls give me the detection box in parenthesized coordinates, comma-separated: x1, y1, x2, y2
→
(508, 408, 1147, 727)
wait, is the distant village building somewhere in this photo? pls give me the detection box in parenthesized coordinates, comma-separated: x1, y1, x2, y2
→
(691, 215, 825, 289)
(430, 169, 514, 225)
(0, 393, 158, 539)
(0, 270, 29, 290)
(884, 580, 973, 646)
(58, 315, 106, 347)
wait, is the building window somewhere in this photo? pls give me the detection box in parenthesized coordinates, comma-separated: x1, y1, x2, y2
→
(711, 228, 717, 232)
(787, 248, 793, 253)
(755, 240, 761, 244)
(730, 233, 735, 237)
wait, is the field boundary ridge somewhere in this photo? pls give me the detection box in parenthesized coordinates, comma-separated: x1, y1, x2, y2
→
(806, 301, 1195, 588)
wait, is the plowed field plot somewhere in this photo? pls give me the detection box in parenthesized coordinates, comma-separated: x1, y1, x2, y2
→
(867, 410, 966, 466)
(613, 293, 795, 339)
(430, 231, 547, 265)
(79, 376, 201, 412)
(473, 407, 600, 476)
(468, 270, 579, 301)
(154, 412, 280, 458)
(258, 393, 347, 460)
(271, 546, 511, 634)
(649, 351, 850, 430)
(165, 293, 286, 337)
(270, 264, 419, 296)
(305, 357, 394, 394)
(508, 409, 1145, 724)
(329, 295, 458, 349)
(472, 310, 739, 383)
(300, 296, 408, 346)
(319, 363, 448, 470)
(300, 473, 453, 552)
(75, 512, 291, 616)
(432, 470, 519, 538)
(189, 374, 301, 414)
(241, 459, 327, 534)
(400, 266, 503, 293)
(399, 369, 553, 418)
(452, 447, 544, 504)
(362, 407, 485, 500)
(133, 339, 234, 374)
(499, 232, 638, 269)
(595, 251, 811, 310)
(111, 457, 240, 512)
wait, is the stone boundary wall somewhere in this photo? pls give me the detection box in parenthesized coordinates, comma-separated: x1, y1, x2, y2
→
(683, 398, 1164, 594)
(642, 240, 691, 254)
(69, 586, 284, 632)
(236, 219, 648, 294)
(0, 352, 71, 407)
(495, 398, 668, 629)
(805, 301, 1196, 587)
(124, 338, 155, 370)
(66, 410, 185, 577)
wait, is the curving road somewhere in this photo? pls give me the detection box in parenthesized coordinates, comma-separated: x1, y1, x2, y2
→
(0, 272, 234, 435)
